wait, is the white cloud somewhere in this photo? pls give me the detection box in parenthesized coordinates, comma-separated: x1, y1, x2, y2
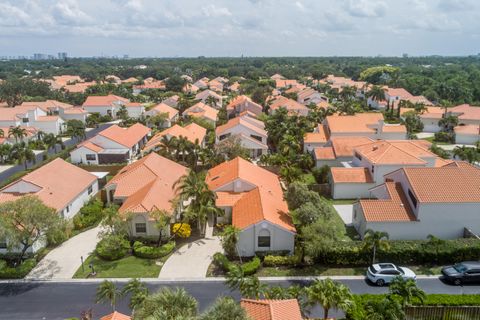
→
(201, 4, 232, 17)
(343, 0, 387, 18)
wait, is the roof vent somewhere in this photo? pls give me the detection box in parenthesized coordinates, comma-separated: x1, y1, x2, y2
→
(400, 203, 404, 207)
(372, 145, 378, 151)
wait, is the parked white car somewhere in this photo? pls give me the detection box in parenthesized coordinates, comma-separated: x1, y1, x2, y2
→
(366, 263, 416, 286)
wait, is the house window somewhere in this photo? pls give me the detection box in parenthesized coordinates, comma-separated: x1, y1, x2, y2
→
(250, 135, 262, 142)
(408, 189, 418, 208)
(0, 238, 7, 249)
(22, 117, 29, 123)
(354, 152, 362, 161)
(135, 223, 147, 233)
(88, 186, 93, 195)
(66, 205, 70, 213)
(371, 166, 375, 174)
(86, 154, 96, 161)
(258, 236, 271, 247)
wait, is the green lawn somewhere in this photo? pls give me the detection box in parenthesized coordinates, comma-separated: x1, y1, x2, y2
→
(423, 136, 451, 145)
(73, 254, 162, 278)
(256, 265, 443, 277)
(300, 173, 316, 184)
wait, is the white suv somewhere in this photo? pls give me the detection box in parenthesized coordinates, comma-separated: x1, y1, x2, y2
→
(367, 263, 416, 286)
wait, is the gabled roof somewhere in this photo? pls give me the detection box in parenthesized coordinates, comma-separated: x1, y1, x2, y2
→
(150, 103, 179, 120)
(304, 125, 329, 144)
(21, 100, 74, 112)
(195, 89, 222, 101)
(454, 124, 480, 135)
(106, 153, 187, 214)
(143, 123, 206, 151)
(330, 136, 374, 158)
(268, 96, 309, 113)
(184, 102, 219, 122)
(450, 104, 480, 121)
(227, 95, 263, 114)
(354, 140, 435, 165)
(241, 299, 302, 320)
(100, 311, 131, 320)
(83, 94, 129, 107)
(314, 147, 336, 160)
(0, 158, 97, 211)
(216, 117, 266, 137)
(360, 182, 417, 222)
(206, 157, 294, 232)
(98, 123, 150, 148)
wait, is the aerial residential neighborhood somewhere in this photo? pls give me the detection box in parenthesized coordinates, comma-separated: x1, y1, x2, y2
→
(1, 1, 480, 320)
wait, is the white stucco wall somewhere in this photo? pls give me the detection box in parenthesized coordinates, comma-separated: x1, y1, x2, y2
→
(421, 118, 441, 133)
(455, 133, 479, 145)
(237, 221, 295, 257)
(126, 106, 145, 119)
(84, 106, 115, 117)
(60, 180, 99, 219)
(332, 182, 375, 199)
(70, 147, 99, 165)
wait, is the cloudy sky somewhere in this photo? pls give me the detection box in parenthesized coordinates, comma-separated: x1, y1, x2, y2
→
(1, 0, 479, 57)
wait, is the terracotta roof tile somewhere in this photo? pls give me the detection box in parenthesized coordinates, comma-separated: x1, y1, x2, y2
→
(314, 147, 336, 160)
(216, 117, 266, 137)
(150, 103, 179, 119)
(99, 123, 150, 148)
(330, 136, 374, 158)
(331, 167, 374, 183)
(184, 102, 219, 122)
(100, 311, 131, 320)
(326, 113, 384, 134)
(241, 299, 302, 320)
(83, 94, 129, 107)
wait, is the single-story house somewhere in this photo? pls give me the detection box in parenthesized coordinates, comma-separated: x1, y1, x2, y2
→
(241, 299, 302, 320)
(0, 105, 65, 135)
(195, 90, 222, 109)
(353, 162, 480, 240)
(313, 136, 374, 168)
(105, 153, 188, 238)
(227, 95, 263, 117)
(0, 158, 99, 253)
(143, 123, 207, 153)
(145, 103, 179, 128)
(303, 124, 329, 152)
(268, 96, 310, 116)
(162, 95, 179, 108)
(183, 102, 219, 126)
(70, 123, 151, 165)
(206, 157, 296, 257)
(82, 95, 142, 118)
(454, 125, 480, 145)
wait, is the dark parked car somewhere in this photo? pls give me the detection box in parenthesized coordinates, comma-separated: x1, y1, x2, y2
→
(441, 261, 480, 285)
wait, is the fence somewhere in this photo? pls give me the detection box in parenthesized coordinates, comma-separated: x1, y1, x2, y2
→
(405, 306, 480, 320)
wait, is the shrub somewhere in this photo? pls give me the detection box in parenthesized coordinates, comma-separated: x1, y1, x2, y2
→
(172, 223, 191, 238)
(213, 252, 234, 272)
(255, 250, 291, 258)
(263, 255, 299, 267)
(96, 235, 130, 261)
(46, 219, 71, 246)
(133, 241, 176, 259)
(73, 199, 104, 230)
(241, 256, 261, 275)
(0, 259, 37, 279)
(434, 131, 454, 143)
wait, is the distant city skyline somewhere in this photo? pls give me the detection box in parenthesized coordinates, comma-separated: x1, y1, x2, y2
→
(1, 0, 479, 57)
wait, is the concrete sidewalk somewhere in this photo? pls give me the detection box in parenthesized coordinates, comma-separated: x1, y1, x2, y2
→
(26, 226, 102, 280)
(158, 236, 223, 279)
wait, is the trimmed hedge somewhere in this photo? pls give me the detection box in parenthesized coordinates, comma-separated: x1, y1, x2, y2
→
(213, 253, 261, 275)
(133, 241, 176, 259)
(96, 235, 130, 261)
(314, 239, 480, 266)
(263, 255, 300, 267)
(73, 199, 104, 230)
(0, 259, 37, 279)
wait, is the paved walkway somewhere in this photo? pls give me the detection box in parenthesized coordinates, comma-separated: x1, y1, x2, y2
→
(333, 205, 354, 226)
(27, 226, 102, 280)
(159, 223, 222, 279)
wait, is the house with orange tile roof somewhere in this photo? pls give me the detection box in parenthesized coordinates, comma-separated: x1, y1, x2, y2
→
(0, 126, 38, 145)
(296, 87, 326, 106)
(0, 105, 65, 135)
(275, 79, 301, 89)
(330, 139, 445, 199)
(313, 136, 374, 167)
(145, 103, 179, 128)
(183, 83, 200, 94)
(0, 158, 99, 253)
(82, 94, 145, 119)
(320, 75, 367, 97)
(195, 90, 223, 109)
(270, 74, 286, 81)
(105, 153, 188, 238)
(143, 123, 207, 153)
(183, 102, 219, 126)
(241, 299, 303, 320)
(227, 95, 263, 117)
(208, 79, 224, 92)
(193, 78, 209, 90)
(454, 124, 480, 145)
(216, 114, 268, 158)
(367, 86, 433, 110)
(228, 81, 241, 93)
(20, 100, 88, 123)
(419, 104, 480, 133)
(325, 113, 407, 140)
(70, 123, 151, 165)
(206, 157, 295, 256)
(268, 96, 310, 116)
(353, 163, 480, 239)
(100, 311, 131, 320)
(132, 79, 166, 94)
(303, 124, 329, 152)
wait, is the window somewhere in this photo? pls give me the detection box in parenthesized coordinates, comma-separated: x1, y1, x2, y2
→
(250, 135, 262, 142)
(88, 186, 93, 195)
(0, 238, 7, 249)
(135, 223, 147, 233)
(354, 152, 362, 161)
(86, 154, 96, 161)
(408, 189, 418, 208)
(66, 205, 70, 213)
(371, 166, 375, 174)
(22, 117, 29, 123)
(258, 236, 271, 247)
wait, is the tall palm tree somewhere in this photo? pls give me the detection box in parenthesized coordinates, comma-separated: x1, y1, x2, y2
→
(95, 280, 121, 311)
(42, 133, 63, 152)
(306, 278, 354, 320)
(339, 85, 356, 102)
(0, 129, 4, 138)
(363, 229, 390, 264)
(367, 85, 387, 106)
(225, 266, 265, 299)
(389, 276, 426, 308)
(133, 287, 197, 320)
(8, 126, 27, 143)
(221, 225, 241, 258)
(121, 278, 149, 312)
(0, 144, 12, 164)
(158, 135, 177, 157)
(453, 146, 479, 164)
(365, 297, 404, 320)
(11, 143, 35, 169)
(36, 130, 45, 141)
(206, 95, 219, 108)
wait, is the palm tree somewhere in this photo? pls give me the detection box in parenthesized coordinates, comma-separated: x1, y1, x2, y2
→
(206, 95, 219, 108)
(121, 278, 149, 312)
(8, 126, 27, 143)
(365, 297, 404, 320)
(0, 129, 4, 138)
(0, 144, 12, 164)
(200, 297, 249, 320)
(414, 102, 427, 114)
(389, 276, 426, 308)
(42, 133, 63, 152)
(438, 115, 458, 133)
(363, 229, 390, 264)
(149, 209, 171, 246)
(95, 280, 121, 311)
(175, 136, 190, 163)
(453, 146, 479, 164)
(220, 225, 241, 258)
(339, 85, 356, 102)
(36, 130, 45, 141)
(11, 143, 35, 169)
(133, 287, 197, 320)
(196, 195, 221, 236)
(225, 266, 265, 299)
(158, 135, 177, 157)
(366, 85, 387, 106)
(66, 119, 86, 141)
(306, 278, 354, 320)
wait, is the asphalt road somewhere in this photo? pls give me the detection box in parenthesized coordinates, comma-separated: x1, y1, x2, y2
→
(1, 278, 480, 320)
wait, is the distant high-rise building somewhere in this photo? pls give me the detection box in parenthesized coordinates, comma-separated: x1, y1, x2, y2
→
(123, 54, 129, 59)
(58, 52, 68, 60)
(33, 53, 48, 60)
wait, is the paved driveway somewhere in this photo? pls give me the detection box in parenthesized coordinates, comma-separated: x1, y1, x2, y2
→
(158, 236, 223, 279)
(26, 226, 102, 280)
(333, 205, 354, 226)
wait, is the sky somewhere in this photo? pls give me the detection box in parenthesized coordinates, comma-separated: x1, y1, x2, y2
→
(1, 0, 480, 57)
